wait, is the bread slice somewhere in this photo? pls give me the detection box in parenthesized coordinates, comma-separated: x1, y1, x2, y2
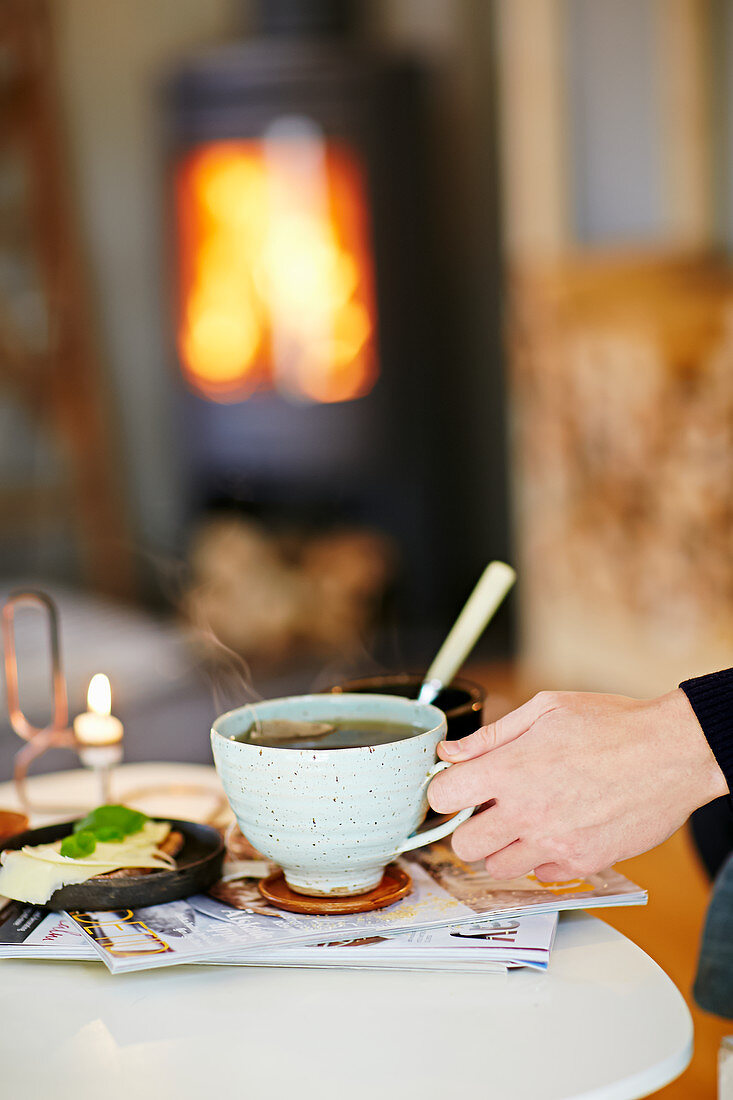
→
(89, 829, 184, 880)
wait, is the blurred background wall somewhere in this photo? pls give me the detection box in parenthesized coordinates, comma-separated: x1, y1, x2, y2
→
(42, 0, 508, 652)
(0, 0, 511, 779)
(496, 0, 733, 695)
(0, 0, 731, 704)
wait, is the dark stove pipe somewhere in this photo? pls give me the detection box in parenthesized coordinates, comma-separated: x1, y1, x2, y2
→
(253, 0, 360, 38)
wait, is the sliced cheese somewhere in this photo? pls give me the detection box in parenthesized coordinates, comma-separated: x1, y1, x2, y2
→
(0, 851, 125, 904)
(0, 820, 177, 904)
(20, 821, 172, 866)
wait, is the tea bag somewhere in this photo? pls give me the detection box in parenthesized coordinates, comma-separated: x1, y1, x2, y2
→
(248, 719, 335, 744)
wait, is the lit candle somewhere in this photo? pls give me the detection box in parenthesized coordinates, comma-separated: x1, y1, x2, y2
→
(74, 674, 123, 804)
(74, 674, 123, 746)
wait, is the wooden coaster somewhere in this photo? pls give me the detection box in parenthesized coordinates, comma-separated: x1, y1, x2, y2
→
(258, 864, 412, 915)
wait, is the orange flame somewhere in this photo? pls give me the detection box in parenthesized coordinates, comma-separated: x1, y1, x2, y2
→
(174, 135, 378, 403)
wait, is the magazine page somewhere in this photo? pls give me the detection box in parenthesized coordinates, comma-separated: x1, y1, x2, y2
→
(0, 893, 556, 973)
(0, 897, 508, 974)
(65, 840, 644, 974)
(214, 912, 557, 972)
(379, 911, 558, 966)
(0, 899, 554, 975)
(0, 901, 95, 960)
(66, 862, 478, 973)
(409, 842, 647, 918)
(209, 957, 510, 974)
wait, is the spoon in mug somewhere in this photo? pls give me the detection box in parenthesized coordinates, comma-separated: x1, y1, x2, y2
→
(417, 561, 516, 705)
(244, 563, 515, 734)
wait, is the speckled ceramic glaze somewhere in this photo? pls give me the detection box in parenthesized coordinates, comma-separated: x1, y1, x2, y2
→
(211, 693, 473, 897)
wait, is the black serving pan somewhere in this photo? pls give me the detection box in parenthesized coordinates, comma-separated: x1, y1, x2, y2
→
(1, 818, 224, 911)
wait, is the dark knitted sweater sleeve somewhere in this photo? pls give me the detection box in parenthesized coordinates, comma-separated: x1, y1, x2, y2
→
(680, 668, 733, 795)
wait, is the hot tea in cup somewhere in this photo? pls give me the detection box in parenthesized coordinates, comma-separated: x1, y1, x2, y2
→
(327, 674, 485, 740)
(233, 717, 419, 751)
(211, 693, 474, 897)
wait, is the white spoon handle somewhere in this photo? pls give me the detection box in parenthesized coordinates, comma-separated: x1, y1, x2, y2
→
(418, 561, 516, 704)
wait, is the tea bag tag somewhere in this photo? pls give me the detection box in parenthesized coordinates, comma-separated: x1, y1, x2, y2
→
(248, 720, 335, 744)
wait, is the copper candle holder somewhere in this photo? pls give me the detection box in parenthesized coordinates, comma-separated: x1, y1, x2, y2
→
(2, 589, 229, 824)
(2, 589, 101, 815)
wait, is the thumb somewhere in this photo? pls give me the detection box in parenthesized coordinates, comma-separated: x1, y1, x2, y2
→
(436, 691, 560, 762)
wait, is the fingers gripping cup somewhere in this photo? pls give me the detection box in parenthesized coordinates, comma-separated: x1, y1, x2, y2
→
(211, 694, 474, 897)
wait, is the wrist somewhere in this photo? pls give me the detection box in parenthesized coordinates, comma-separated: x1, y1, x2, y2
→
(662, 688, 729, 806)
(679, 669, 733, 803)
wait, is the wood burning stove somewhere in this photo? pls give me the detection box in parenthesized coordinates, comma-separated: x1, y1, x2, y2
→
(167, 0, 453, 640)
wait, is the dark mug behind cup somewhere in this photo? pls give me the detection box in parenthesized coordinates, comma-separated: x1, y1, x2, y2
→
(326, 674, 485, 741)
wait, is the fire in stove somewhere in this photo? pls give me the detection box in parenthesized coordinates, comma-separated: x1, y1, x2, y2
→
(167, 0, 457, 636)
(175, 116, 377, 405)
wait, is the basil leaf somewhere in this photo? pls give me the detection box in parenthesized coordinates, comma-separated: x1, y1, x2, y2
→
(73, 805, 148, 838)
(61, 830, 96, 858)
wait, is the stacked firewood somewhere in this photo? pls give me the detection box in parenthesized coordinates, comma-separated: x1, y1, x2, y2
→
(183, 516, 395, 669)
(509, 253, 733, 694)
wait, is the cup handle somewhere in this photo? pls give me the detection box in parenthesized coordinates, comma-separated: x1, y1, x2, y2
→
(395, 761, 475, 855)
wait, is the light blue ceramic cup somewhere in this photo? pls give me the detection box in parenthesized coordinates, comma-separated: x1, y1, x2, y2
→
(211, 693, 474, 897)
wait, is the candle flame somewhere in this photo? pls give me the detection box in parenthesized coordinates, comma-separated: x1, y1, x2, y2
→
(87, 673, 111, 717)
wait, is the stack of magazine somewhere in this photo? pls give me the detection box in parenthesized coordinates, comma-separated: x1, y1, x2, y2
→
(0, 841, 646, 976)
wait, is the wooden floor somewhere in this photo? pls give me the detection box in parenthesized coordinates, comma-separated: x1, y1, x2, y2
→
(603, 828, 729, 1098)
(469, 662, 731, 1098)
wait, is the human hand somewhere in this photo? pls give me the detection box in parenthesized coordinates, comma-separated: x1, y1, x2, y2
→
(427, 689, 728, 881)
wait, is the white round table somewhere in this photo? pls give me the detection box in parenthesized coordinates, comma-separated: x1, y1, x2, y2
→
(0, 764, 693, 1100)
